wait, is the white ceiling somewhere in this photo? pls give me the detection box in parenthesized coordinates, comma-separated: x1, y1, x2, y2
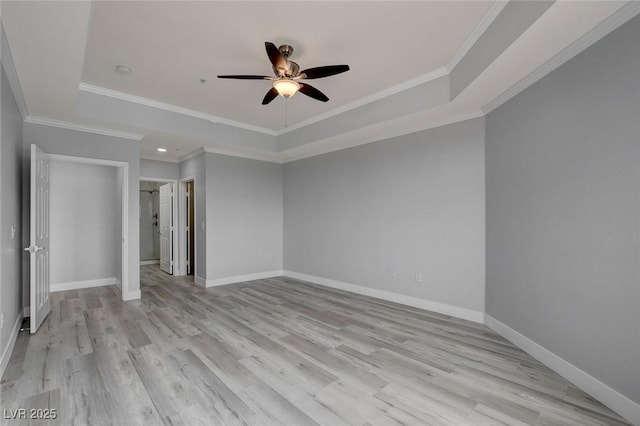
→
(1, 1, 635, 163)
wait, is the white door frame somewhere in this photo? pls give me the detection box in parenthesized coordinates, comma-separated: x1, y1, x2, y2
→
(178, 176, 196, 278)
(139, 177, 179, 274)
(48, 154, 129, 301)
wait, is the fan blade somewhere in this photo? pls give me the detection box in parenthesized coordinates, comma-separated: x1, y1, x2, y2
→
(262, 87, 279, 105)
(265, 42, 288, 76)
(299, 65, 350, 79)
(217, 75, 273, 80)
(299, 83, 329, 102)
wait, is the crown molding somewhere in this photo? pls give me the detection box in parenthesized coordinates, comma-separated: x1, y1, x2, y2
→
(178, 147, 205, 163)
(203, 147, 282, 164)
(178, 111, 484, 164)
(483, 1, 640, 114)
(276, 66, 449, 135)
(78, 82, 278, 136)
(177, 146, 282, 164)
(140, 155, 180, 164)
(280, 110, 484, 163)
(24, 116, 145, 141)
(447, 0, 510, 72)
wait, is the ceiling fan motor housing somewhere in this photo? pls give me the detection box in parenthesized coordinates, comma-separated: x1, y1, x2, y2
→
(278, 44, 294, 58)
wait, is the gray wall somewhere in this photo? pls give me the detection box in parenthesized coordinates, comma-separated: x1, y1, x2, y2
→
(140, 158, 178, 181)
(22, 123, 140, 300)
(49, 161, 118, 284)
(0, 63, 23, 364)
(486, 15, 640, 404)
(284, 118, 485, 312)
(179, 153, 206, 279)
(205, 153, 283, 280)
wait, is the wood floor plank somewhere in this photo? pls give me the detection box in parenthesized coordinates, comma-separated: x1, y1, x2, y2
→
(0, 266, 631, 425)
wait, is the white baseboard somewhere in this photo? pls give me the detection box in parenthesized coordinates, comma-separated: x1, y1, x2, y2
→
(204, 270, 284, 288)
(194, 276, 207, 287)
(283, 270, 484, 324)
(122, 290, 141, 301)
(485, 315, 640, 425)
(50, 277, 119, 292)
(0, 312, 23, 379)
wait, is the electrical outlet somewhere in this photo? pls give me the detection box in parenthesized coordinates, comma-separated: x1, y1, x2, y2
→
(10, 225, 16, 240)
(389, 268, 397, 279)
(415, 272, 423, 283)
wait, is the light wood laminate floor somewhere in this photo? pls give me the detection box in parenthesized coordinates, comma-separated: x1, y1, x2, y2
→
(1, 266, 631, 425)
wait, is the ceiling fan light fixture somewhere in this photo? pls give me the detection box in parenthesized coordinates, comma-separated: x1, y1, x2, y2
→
(273, 79, 300, 98)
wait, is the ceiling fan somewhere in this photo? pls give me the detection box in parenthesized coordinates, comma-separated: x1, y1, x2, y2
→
(218, 42, 350, 105)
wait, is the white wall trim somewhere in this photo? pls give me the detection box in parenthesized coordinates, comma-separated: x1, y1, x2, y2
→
(50, 277, 119, 292)
(141, 155, 180, 164)
(194, 276, 207, 287)
(485, 315, 640, 425)
(276, 67, 449, 136)
(203, 147, 283, 164)
(482, 1, 640, 114)
(283, 270, 484, 324)
(48, 153, 127, 168)
(140, 176, 175, 183)
(178, 147, 205, 163)
(24, 116, 144, 141)
(447, 1, 510, 72)
(179, 146, 283, 164)
(280, 111, 484, 163)
(204, 270, 284, 288)
(0, 312, 23, 379)
(78, 82, 278, 136)
(140, 260, 159, 266)
(122, 290, 141, 301)
(178, 111, 483, 164)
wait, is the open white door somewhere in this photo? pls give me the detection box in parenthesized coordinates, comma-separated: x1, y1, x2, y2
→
(159, 183, 174, 274)
(25, 144, 50, 333)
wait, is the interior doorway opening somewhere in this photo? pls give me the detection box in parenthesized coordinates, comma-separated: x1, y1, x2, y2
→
(178, 177, 196, 280)
(186, 180, 195, 276)
(139, 178, 177, 275)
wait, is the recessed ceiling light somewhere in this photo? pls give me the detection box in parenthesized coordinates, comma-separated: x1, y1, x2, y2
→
(115, 65, 131, 75)
(157, 148, 167, 152)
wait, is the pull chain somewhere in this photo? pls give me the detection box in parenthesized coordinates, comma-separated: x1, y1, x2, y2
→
(284, 97, 289, 128)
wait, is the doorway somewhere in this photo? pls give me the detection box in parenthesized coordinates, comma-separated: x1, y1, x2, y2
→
(139, 178, 177, 275)
(186, 180, 195, 276)
(179, 177, 196, 279)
